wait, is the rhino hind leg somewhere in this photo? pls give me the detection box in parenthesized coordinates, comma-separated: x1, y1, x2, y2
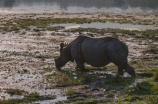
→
(124, 64, 135, 77)
(107, 48, 135, 76)
(118, 67, 123, 76)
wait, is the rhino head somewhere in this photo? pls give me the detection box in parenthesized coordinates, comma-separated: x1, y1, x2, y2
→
(54, 42, 73, 68)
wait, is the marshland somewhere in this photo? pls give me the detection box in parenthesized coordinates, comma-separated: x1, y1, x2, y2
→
(0, 0, 158, 104)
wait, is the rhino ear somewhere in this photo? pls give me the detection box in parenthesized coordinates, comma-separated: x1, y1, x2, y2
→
(60, 42, 65, 52)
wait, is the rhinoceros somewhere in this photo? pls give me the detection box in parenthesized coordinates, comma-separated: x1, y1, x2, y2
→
(54, 35, 135, 76)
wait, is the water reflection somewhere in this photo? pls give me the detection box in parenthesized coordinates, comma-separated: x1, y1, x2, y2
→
(0, 0, 158, 13)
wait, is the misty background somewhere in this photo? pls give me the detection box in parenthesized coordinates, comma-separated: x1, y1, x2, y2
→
(0, 0, 158, 13)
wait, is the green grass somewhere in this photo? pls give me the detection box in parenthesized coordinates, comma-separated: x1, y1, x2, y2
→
(43, 67, 53, 72)
(66, 88, 78, 96)
(153, 70, 158, 81)
(46, 26, 65, 31)
(59, 97, 113, 104)
(0, 92, 56, 104)
(126, 81, 153, 95)
(145, 45, 158, 54)
(46, 71, 93, 87)
(5, 89, 26, 96)
(23, 69, 29, 73)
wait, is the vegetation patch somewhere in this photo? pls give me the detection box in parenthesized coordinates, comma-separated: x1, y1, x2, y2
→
(153, 70, 158, 81)
(46, 71, 93, 87)
(66, 88, 79, 96)
(126, 81, 153, 95)
(0, 92, 56, 104)
(145, 45, 158, 54)
(5, 89, 27, 96)
(46, 26, 65, 31)
(43, 67, 53, 72)
(59, 97, 113, 104)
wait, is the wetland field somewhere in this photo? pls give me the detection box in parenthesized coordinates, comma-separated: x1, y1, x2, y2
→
(0, 12, 158, 104)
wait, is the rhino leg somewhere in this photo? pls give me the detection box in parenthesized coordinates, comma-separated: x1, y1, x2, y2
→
(118, 67, 123, 76)
(124, 63, 135, 77)
(76, 61, 85, 71)
(107, 48, 135, 76)
(71, 36, 86, 71)
(107, 47, 126, 75)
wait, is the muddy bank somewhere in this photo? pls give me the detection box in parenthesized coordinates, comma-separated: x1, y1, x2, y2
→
(0, 13, 158, 103)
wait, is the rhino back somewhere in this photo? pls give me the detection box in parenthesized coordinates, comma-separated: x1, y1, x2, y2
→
(81, 37, 111, 67)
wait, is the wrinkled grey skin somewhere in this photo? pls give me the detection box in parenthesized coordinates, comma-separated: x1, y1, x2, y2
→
(55, 36, 135, 77)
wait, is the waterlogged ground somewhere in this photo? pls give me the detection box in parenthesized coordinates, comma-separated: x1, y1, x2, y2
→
(0, 13, 158, 103)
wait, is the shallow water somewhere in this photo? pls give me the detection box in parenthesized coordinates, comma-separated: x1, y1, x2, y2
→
(7, 73, 42, 81)
(0, 0, 158, 14)
(52, 22, 158, 31)
(34, 96, 67, 104)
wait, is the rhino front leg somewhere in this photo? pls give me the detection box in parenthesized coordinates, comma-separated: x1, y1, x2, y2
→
(76, 61, 85, 71)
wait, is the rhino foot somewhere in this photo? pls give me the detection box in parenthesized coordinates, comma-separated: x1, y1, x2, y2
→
(124, 64, 136, 77)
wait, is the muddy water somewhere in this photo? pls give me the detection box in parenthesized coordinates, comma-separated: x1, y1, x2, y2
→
(7, 74, 42, 81)
(0, 0, 158, 14)
(52, 22, 158, 31)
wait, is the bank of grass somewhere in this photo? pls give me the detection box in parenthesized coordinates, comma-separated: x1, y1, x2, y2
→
(1, 18, 96, 32)
(1, 15, 158, 35)
(5, 89, 26, 96)
(66, 28, 158, 41)
(58, 97, 113, 104)
(0, 92, 56, 104)
(46, 26, 65, 31)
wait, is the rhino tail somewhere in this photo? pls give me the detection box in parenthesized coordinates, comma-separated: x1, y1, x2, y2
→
(121, 42, 129, 56)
